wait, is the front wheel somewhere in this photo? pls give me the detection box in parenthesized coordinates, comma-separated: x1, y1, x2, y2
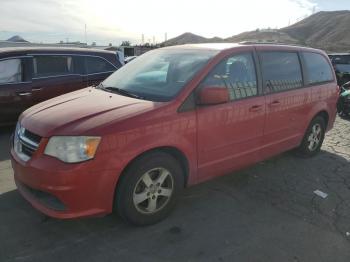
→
(115, 151, 184, 226)
(296, 116, 326, 158)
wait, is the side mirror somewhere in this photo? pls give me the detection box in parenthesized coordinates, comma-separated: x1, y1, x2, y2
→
(198, 86, 229, 105)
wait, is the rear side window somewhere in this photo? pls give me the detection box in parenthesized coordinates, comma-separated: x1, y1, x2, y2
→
(0, 59, 22, 84)
(84, 56, 116, 74)
(303, 52, 334, 84)
(201, 53, 258, 100)
(33, 56, 74, 77)
(260, 52, 303, 93)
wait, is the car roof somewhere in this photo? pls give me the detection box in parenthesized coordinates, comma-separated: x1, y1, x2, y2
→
(162, 43, 324, 53)
(0, 47, 116, 56)
(328, 53, 350, 56)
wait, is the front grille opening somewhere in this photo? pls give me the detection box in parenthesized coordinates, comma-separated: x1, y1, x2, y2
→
(15, 127, 42, 159)
(24, 129, 41, 144)
(19, 182, 67, 211)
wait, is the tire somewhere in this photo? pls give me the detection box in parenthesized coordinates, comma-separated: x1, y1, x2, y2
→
(115, 151, 184, 226)
(296, 116, 326, 158)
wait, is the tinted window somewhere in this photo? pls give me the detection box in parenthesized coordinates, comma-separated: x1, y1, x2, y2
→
(201, 53, 257, 100)
(261, 52, 303, 93)
(85, 56, 116, 74)
(34, 56, 74, 77)
(303, 52, 334, 84)
(330, 55, 350, 65)
(0, 59, 22, 84)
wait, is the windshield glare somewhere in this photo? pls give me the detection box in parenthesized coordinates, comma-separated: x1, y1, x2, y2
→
(102, 49, 218, 102)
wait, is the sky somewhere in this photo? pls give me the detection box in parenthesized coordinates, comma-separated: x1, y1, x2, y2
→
(0, 0, 349, 45)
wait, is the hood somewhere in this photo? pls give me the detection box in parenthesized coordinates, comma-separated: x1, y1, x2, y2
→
(21, 87, 160, 137)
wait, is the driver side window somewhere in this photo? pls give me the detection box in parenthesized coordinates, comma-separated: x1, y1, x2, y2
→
(201, 53, 257, 100)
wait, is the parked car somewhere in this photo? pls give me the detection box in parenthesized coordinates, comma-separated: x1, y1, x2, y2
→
(0, 47, 122, 126)
(124, 56, 137, 64)
(337, 81, 350, 116)
(329, 53, 350, 86)
(11, 44, 338, 225)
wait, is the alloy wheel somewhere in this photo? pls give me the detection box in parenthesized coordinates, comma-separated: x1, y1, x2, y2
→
(307, 123, 322, 151)
(133, 167, 174, 214)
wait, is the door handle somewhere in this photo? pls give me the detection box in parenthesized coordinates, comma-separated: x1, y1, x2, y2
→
(269, 100, 281, 107)
(16, 92, 32, 96)
(249, 105, 263, 112)
(32, 87, 43, 92)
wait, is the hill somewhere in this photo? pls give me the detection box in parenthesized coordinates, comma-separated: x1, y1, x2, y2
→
(162, 32, 224, 46)
(162, 11, 350, 52)
(6, 35, 29, 43)
(281, 10, 350, 51)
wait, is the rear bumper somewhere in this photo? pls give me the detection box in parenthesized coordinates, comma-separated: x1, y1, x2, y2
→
(11, 148, 121, 219)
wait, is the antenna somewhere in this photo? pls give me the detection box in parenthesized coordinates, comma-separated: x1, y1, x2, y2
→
(142, 34, 144, 44)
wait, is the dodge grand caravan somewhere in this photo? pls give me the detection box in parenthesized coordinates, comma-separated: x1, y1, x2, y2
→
(0, 47, 121, 126)
(11, 44, 338, 225)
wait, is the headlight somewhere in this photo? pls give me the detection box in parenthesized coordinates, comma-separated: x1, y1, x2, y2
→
(44, 136, 101, 163)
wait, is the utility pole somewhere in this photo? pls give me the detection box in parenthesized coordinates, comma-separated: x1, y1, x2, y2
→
(84, 24, 87, 45)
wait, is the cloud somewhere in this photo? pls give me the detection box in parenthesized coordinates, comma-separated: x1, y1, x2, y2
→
(0, 0, 318, 45)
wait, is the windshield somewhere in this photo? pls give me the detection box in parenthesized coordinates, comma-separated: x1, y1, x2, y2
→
(102, 49, 218, 102)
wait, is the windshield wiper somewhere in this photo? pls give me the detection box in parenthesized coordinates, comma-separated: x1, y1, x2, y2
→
(97, 84, 145, 100)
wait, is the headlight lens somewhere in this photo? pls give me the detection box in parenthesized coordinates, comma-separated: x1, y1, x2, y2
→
(44, 136, 101, 163)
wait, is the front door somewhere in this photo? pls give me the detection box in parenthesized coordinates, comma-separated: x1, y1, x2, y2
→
(196, 51, 266, 182)
(0, 57, 32, 125)
(82, 56, 117, 87)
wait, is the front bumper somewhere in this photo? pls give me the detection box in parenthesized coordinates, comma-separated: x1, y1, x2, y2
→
(11, 145, 121, 219)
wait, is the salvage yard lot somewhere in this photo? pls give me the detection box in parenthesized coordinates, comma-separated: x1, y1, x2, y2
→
(0, 117, 350, 262)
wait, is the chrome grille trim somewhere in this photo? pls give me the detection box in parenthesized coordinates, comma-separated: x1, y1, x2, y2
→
(19, 136, 39, 149)
(14, 123, 41, 162)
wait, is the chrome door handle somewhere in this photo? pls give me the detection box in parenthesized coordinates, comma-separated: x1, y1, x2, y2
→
(17, 92, 32, 96)
(269, 101, 281, 107)
(249, 105, 263, 112)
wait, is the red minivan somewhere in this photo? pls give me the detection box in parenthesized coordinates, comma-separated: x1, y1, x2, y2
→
(11, 44, 338, 225)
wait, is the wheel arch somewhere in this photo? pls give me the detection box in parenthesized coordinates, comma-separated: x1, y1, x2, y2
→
(115, 146, 190, 195)
(313, 110, 329, 128)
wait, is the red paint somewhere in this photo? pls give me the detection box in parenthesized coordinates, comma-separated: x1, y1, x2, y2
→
(11, 44, 338, 219)
(198, 86, 229, 105)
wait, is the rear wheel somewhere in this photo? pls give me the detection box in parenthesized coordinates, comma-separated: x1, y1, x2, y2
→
(115, 151, 184, 226)
(296, 116, 326, 158)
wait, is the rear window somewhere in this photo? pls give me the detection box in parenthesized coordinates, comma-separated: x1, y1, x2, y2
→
(260, 52, 303, 93)
(84, 56, 116, 74)
(303, 52, 334, 84)
(33, 56, 74, 77)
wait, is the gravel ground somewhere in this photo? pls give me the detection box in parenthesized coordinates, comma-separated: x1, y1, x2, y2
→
(0, 117, 349, 262)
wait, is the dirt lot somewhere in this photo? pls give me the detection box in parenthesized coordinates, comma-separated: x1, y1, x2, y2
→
(0, 117, 350, 262)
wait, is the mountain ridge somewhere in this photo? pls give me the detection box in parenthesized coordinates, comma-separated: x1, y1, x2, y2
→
(162, 11, 350, 52)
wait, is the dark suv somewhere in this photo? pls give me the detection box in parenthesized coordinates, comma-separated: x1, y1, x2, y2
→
(0, 47, 122, 126)
(329, 53, 350, 86)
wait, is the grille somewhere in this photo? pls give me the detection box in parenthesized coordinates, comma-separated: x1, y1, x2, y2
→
(14, 124, 42, 161)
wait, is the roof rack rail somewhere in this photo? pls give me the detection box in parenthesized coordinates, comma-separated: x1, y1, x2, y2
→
(238, 41, 305, 47)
